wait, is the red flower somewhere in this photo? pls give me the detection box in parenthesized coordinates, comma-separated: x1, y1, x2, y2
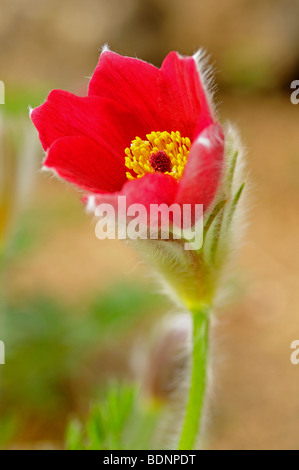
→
(31, 49, 224, 214)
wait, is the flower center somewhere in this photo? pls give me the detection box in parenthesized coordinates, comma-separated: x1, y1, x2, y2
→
(149, 151, 172, 173)
(125, 131, 191, 181)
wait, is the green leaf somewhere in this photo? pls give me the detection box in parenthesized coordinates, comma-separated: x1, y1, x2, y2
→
(226, 149, 239, 191)
(209, 204, 225, 265)
(227, 182, 245, 228)
(65, 383, 160, 450)
(203, 199, 227, 241)
(65, 420, 84, 451)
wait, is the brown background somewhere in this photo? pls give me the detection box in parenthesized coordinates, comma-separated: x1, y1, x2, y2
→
(1, 0, 299, 450)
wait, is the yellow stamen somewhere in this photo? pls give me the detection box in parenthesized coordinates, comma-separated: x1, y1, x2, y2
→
(125, 131, 191, 181)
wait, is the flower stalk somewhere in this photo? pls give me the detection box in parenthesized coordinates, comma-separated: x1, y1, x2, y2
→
(178, 306, 209, 450)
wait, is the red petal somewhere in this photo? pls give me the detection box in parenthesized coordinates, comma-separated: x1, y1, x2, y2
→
(45, 136, 126, 193)
(88, 51, 166, 131)
(159, 52, 213, 139)
(176, 123, 224, 211)
(121, 173, 178, 208)
(84, 173, 179, 221)
(89, 50, 213, 139)
(31, 90, 149, 158)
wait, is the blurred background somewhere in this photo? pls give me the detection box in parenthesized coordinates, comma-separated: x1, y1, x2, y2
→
(0, 0, 299, 450)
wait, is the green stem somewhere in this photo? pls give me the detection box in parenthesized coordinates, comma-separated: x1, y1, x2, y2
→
(178, 307, 210, 450)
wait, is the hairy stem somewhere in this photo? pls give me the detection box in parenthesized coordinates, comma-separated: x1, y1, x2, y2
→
(178, 307, 210, 450)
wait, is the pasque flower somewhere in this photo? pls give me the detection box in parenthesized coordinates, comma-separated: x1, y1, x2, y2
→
(31, 49, 224, 214)
(31, 48, 245, 450)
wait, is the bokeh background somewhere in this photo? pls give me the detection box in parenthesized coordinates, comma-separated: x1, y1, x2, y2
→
(0, 0, 299, 450)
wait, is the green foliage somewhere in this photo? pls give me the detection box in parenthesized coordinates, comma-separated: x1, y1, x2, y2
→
(66, 383, 159, 450)
(2, 297, 86, 411)
(0, 414, 17, 449)
(2, 87, 47, 116)
(0, 284, 165, 413)
(89, 283, 162, 340)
